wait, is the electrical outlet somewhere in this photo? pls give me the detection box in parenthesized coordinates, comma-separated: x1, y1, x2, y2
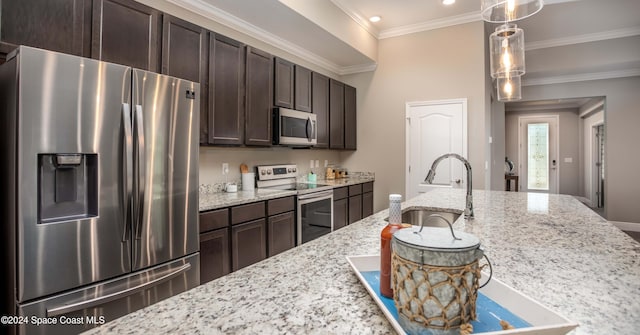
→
(315, 160, 319, 168)
(222, 163, 229, 175)
(324, 160, 328, 167)
(310, 160, 314, 169)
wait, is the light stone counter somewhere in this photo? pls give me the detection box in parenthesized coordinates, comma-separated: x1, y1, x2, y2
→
(316, 176, 374, 188)
(199, 188, 297, 212)
(84, 189, 640, 334)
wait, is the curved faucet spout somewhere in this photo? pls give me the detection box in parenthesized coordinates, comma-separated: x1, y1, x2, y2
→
(424, 153, 474, 219)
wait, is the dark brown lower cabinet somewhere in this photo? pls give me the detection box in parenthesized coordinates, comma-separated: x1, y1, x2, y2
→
(333, 198, 348, 230)
(199, 228, 230, 284)
(231, 218, 267, 271)
(348, 194, 363, 224)
(267, 211, 295, 256)
(362, 191, 373, 217)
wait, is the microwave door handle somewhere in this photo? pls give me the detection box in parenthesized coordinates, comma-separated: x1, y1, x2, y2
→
(122, 103, 133, 242)
(134, 105, 145, 240)
(306, 116, 312, 142)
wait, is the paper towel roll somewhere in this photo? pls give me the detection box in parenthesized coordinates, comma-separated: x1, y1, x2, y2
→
(241, 173, 255, 191)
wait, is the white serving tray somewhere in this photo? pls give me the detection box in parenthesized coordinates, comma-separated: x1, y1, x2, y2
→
(346, 255, 578, 335)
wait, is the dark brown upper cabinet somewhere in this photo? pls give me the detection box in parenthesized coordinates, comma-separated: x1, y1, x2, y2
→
(294, 65, 312, 112)
(161, 15, 209, 144)
(312, 72, 330, 148)
(344, 84, 357, 150)
(91, 0, 161, 72)
(208, 34, 245, 145)
(329, 79, 345, 149)
(245, 46, 273, 146)
(274, 57, 294, 109)
(0, 0, 91, 57)
(161, 15, 207, 83)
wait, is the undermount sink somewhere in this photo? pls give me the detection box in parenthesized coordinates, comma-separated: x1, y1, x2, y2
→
(386, 208, 462, 227)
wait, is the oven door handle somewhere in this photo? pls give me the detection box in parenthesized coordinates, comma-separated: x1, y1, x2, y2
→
(298, 190, 334, 201)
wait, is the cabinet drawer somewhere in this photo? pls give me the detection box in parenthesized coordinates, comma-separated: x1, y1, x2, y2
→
(348, 184, 362, 196)
(231, 201, 265, 225)
(267, 196, 295, 216)
(362, 181, 374, 193)
(334, 186, 348, 200)
(199, 208, 229, 233)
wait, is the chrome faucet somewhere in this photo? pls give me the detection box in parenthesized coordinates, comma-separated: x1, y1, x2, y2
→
(424, 153, 474, 219)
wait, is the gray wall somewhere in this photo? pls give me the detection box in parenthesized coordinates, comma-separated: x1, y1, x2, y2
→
(523, 76, 640, 223)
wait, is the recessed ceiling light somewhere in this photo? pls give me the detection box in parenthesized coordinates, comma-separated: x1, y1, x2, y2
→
(442, 0, 455, 5)
(369, 16, 381, 23)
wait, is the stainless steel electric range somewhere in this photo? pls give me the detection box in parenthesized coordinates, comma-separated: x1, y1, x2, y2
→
(256, 164, 334, 245)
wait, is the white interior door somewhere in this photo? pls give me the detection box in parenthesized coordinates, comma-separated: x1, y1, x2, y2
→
(406, 99, 467, 200)
(518, 116, 558, 193)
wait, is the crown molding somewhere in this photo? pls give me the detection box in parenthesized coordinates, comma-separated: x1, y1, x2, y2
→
(168, 0, 344, 74)
(526, 26, 640, 51)
(329, 0, 380, 39)
(379, 12, 482, 39)
(338, 62, 378, 75)
(522, 68, 640, 86)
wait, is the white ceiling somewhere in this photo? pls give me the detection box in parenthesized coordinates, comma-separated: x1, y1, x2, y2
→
(176, 0, 640, 97)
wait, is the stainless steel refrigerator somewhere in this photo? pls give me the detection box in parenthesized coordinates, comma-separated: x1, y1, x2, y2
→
(0, 46, 200, 335)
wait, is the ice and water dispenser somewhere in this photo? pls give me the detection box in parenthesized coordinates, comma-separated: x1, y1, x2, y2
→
(38, 153, 98, 223)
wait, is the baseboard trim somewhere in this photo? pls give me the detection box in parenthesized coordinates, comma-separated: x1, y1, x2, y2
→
(610, 221, 640, 232)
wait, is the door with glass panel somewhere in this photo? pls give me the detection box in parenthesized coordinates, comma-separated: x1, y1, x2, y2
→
(519, 116, 558, 193)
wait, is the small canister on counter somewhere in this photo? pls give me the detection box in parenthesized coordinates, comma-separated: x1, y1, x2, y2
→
(391, 216, 491, 335)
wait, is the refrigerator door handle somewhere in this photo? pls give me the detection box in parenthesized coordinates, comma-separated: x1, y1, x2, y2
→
(122, 103, 133, 242)
(46, 263, 191, 317)
(134, 104, 145, 240)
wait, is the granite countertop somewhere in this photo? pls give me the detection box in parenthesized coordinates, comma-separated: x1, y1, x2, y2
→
(198, 176, 375, 211)
(199, 188, 297, 212)
(85, 189, 640, 335)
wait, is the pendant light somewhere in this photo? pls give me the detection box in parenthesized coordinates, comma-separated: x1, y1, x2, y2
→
(489, 23, 525, 79)
(481, 0, 544, 23)
(497, 75, 522, 101)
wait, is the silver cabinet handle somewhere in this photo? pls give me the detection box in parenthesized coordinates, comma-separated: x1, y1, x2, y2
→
(46, 263, 191, 317)
(122, 103, 133, 242)
(134, 105, 145, 240)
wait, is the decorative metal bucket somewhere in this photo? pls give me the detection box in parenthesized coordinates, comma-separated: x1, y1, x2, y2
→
(391, 215, 491, 335)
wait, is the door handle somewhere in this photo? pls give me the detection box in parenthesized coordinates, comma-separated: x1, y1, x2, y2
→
(452, 179, 462, 184)
(46, 263, 191, 317)
(306, 117, 312, 142)
(134, 105, 145, 240)
(122, 103, 133, 242)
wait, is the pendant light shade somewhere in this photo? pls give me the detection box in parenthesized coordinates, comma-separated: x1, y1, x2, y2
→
(490, 23, 525, 78)
(497, 75, 522, 101)
(481, 0, 544, 23)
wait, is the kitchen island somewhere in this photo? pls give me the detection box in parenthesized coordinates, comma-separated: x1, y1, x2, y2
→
(84, 189, 640, 334)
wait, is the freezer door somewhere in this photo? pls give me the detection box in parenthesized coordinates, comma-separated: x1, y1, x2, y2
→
(131, 69, 199, 270)
(15, 46, 133, 302)
(17, 254, 199, 335)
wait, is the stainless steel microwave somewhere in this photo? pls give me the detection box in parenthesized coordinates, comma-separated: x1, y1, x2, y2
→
(273, 107, 317, 146)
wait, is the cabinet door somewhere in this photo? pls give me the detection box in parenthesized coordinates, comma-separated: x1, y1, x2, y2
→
(333, 198, 348, 230)
(209, 34, 245, 145)
(344, 84, 357, 150)
(91, 0, 161, 71)
(268, 212, 295, 257)
(312, 72, 330, 148)
(0, 0, 91, 56)
(231, 218, 267, 271)
(161, 15, 209, 144)
(245, 47, 273, 146)
(200, 228, 230, 284)
(274, 57, 294, 108)
(362, 192, 374, 218)
(348, 194, 362, 224)
(329, 79, 345, 149)
(294, 65, 312, 112)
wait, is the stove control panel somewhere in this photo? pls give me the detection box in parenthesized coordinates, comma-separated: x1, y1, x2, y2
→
(256, 164, 297, 181)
